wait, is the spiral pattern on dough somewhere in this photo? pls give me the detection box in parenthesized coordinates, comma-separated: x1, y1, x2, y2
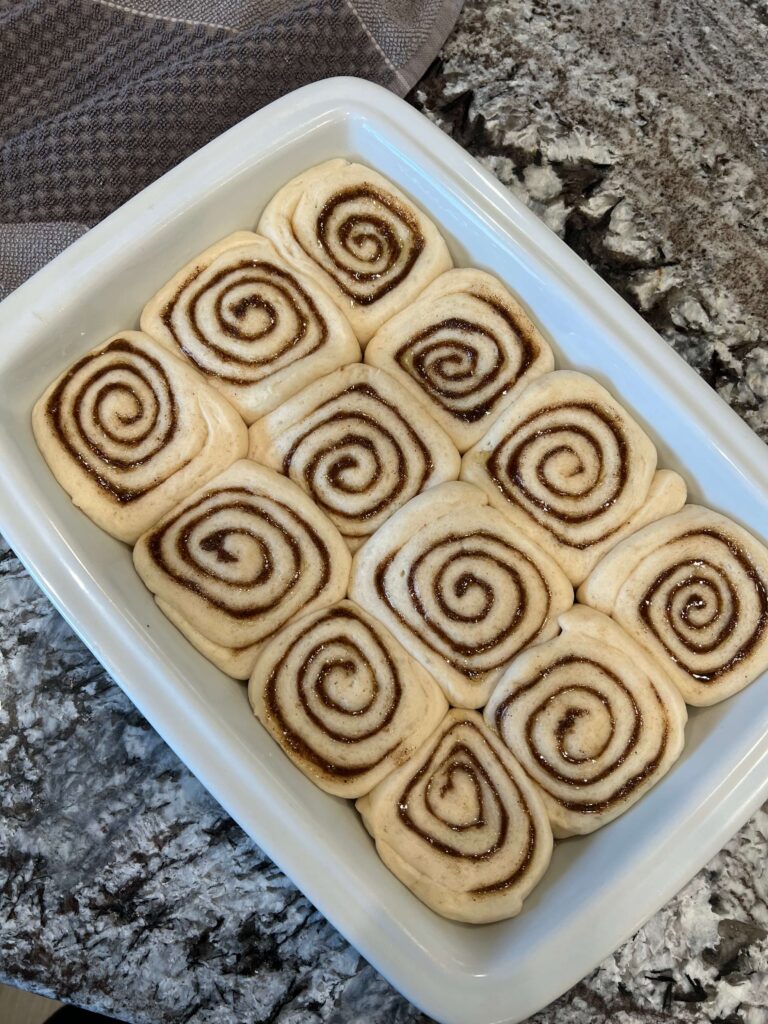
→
(162, 257, 328, 385)
(493, 657, 670, 816)
(45, 337, 180, 503)
(395, 301, 535, 424)
(145, 485, 330, 643)
(312, 186, 425, 305)
(281, 383, 433, 535)
(356, 710, 553, 921)
(486, 401, 631, 549)
(637, 529, 768, 683)
(376, 529, 552, 679)
(251, 603, 449, 796)
(399, 719, 537, 891)
(264, 606, 401, 770)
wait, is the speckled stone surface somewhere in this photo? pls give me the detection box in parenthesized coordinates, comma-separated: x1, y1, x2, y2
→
(2, 1, 768, 1021)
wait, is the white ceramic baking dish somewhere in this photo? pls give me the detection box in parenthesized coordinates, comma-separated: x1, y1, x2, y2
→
(1, 78, 766, 1024)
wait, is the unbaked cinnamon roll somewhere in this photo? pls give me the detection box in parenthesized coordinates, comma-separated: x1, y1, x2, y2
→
(32, 331, 248, 543)
(349, 481, 573, 708)
(141, 232, 360, 423)
(578, 505, 768, 705)
(248, 600, 448, 797)
(461, 371, 687, 585)
(258, 160, 453, 343)
(133, 460, 350, 678)
(365, 268, 554, 451)
(357, 709, 553, 923)
(249, 364, 461, 550)
(485, 606, 687, 836)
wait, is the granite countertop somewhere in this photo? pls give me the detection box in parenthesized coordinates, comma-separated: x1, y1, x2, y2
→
(2, 1, 767, 1021)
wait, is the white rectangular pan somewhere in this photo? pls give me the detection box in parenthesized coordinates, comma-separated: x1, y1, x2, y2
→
(0, 78, 766, 1024)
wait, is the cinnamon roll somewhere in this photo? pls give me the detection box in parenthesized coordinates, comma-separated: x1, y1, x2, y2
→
(141, 232, 360, 423)
(365, 268, 554, 452)
(349, 481, 573, 708)
(485, 606, 687, 836)
(461, 371, 687, 585)
(248, 600, 448, 797)
(578, 505, 768, 705)
(356, 709, 553, 924)
(133, 460, 351, 678)
(32, 331, 248, 544)
(249, 364, 461, 550)
(258, 160, 453, 344)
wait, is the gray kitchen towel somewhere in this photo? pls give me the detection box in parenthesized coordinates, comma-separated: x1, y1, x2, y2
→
(0, 0, 464, 297)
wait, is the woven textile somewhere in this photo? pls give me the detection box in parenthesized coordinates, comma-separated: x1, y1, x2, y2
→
(0, 0, 463, 295)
